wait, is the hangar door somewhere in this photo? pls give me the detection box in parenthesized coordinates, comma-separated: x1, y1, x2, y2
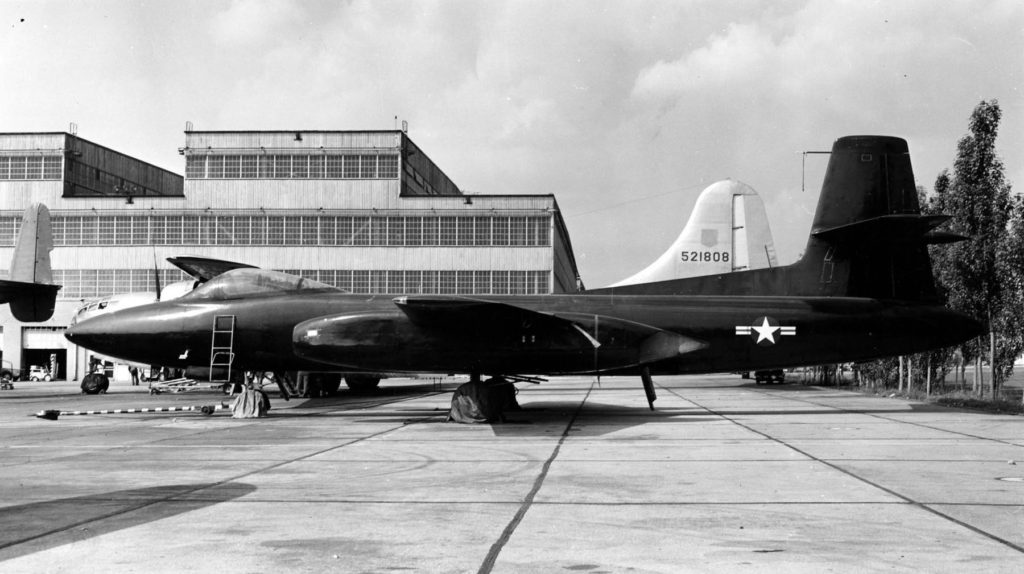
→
(22, 326, 68, 380)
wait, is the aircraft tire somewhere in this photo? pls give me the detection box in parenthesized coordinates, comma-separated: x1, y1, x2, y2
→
(345, 375, 381, 392)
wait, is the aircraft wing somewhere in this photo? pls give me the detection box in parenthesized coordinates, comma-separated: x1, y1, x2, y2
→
(167, 257, 257, 283)
(392, 295, 705, 366)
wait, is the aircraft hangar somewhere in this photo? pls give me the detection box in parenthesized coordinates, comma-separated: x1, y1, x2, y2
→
(0, 130, 582, 381)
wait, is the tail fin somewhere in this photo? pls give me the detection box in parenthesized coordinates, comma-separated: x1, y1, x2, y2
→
(0, 204, 60, 321)
(609, 180, 778, 287)
(597, 135, 962, 301)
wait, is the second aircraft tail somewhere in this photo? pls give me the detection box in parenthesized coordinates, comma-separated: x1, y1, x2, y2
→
(0, 204, 60, 321)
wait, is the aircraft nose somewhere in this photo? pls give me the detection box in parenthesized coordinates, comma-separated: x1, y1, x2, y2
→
(64, 313, 115, 350)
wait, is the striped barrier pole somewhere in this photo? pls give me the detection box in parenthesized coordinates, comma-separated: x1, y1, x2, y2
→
(34, 404, 230, 420)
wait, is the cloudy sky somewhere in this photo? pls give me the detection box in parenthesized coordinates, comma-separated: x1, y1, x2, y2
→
(3, 0, 1021, 287)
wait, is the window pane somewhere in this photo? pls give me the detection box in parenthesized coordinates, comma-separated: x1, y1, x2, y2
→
(405, 217, 422, 246)
(224, 155, 241, 178)
(250, 216, 266, 245)
(301, 216, 318, 245)
(343, 155, 360, 179)
(351, 217, 370, 245)
(284, 216, 301, 244)
(165, 216, 183, 245)
(456, 217, 473, 246)
(439, 217, 457, 246)
(492, 271, 510, 295)
(319, 216, 336, 245)
(240, 156, 257, 178)
(473, 271, 490, 294)
(421, 217, 438, 246)
(379, 154, 399, 178)
(186, 156, 206, 179)
(292, 155, 308, 179)
(336, 217, 353, 245)
(208, 156, 225, 179)
(309, 155, 324, 179)
(474, 217, 491, 246)
(182, 216, 200, 244)
(439, 271, 457, 294)
(275, 156, 292, 178)
(43, 156, 62, 179)
(233, 216, 251, 245)
(326, 155, 344, 178)
(387, 217, 404, 246)
(267, 217, 285, 245)
(510, 217, 528, 246)
(493, 217, 509, 246)
(360, 155, 377, 178)
(258, 155, 275, 178)
(370, 217, 387, 246)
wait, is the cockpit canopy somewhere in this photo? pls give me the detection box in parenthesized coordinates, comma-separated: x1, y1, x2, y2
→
(181, 268, 340, 300)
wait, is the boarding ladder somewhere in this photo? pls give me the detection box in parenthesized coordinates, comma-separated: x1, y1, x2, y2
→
(209, 315, 236, 383)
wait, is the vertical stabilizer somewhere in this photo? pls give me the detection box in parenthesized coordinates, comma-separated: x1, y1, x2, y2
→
(610, 180, 777, 287)
(10, 203, 53, 284)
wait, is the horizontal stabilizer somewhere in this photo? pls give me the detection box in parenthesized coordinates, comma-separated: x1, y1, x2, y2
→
(813, 214, 964, 246)
(0, 280, 60, 322)
(167, 257, 257, 283)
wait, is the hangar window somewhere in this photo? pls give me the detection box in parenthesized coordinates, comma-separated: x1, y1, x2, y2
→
(326, 155, 344, 178)
(0, 217, 18, 245)
(285, 216, 303, 245)
(186, 156, 205, 178)
(308, 155, 324, 179)
(456, 217, 474, 245)
(351, 216, 370, 245)
(405, 217, 422, 246)
(370, 217, 387, 246)
(240, 156, 258, 178)
(378, 154, 399, 178)
(474, 217, 491, 246)
(0, 154, 64, 179)
(343, 155, 360, 179)
(359, 155, 377, 179)
(274, 155, 292, 178)
(510, 217, 528, 246)
(473, 270, 490, 294)
(421, 217, 439, 246)
(492, 271, 510, 295)
(223, 155, 242, 178)
(292, 156, 309, 179)
(301, 216, 319, 245)
(439, 217, 457, 246)
(165, 216, 183, 245)
(207, 155, 225, 179)
(258, 155, 275, 178)
(439, 271, 457, 294)
(387, 217, 405, 246)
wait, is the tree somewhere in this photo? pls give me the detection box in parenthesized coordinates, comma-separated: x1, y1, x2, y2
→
(927, 100, 1019, 396)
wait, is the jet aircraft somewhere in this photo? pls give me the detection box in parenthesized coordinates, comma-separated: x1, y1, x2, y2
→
(0, 203, 61, 322)
(65, 136, 983, 407)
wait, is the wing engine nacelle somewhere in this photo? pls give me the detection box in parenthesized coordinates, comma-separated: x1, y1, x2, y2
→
(293, 303, 704, 375)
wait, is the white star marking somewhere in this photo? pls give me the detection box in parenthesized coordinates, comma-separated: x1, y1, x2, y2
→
(751, 317, 780, 344)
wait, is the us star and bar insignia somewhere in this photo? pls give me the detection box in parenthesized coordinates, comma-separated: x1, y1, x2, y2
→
(735, 316, 796, 346)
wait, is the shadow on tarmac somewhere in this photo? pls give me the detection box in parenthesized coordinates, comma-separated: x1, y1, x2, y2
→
(0, 482, 257, 562)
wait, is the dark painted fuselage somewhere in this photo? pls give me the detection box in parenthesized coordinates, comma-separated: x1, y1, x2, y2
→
(65, 290, 980, 377)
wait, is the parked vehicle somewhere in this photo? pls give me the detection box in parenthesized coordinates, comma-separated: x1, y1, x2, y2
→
(28, 365, 52, 382)
(1, 361, 24, 384)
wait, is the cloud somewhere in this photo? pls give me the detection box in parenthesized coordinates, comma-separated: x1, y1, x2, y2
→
(632, 23, 776, 99)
